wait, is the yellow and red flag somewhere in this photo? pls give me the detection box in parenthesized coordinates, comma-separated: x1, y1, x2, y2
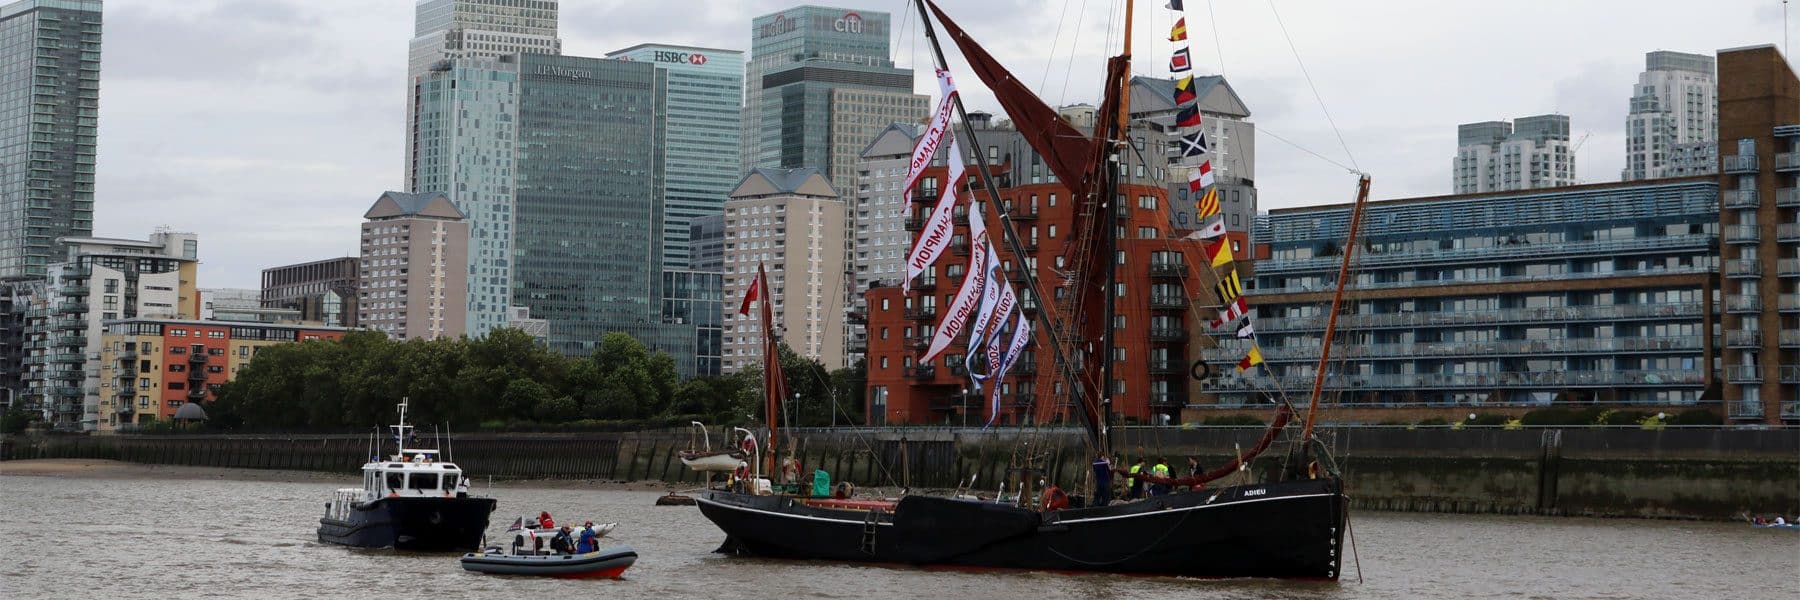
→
(1236, 346, 1264, 372)
(1197, 187, 1220, 218)
(1205, 237, 1233, 267)
(1170, 18, 1188, 42)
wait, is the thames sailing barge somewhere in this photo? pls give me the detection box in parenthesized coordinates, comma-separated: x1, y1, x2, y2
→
(318, 401, 496, 551)
(698, 0, 1364, 579)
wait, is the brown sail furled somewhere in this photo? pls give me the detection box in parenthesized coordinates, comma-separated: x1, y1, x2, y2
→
(1131, 404, 1294, 488)
(927, 0, 1098, 201)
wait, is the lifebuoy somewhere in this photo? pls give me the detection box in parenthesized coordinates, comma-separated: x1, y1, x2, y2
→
(1190, 360, 1215, 381)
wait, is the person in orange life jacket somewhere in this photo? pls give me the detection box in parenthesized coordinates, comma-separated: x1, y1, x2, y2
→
(537, 511, 555, 529)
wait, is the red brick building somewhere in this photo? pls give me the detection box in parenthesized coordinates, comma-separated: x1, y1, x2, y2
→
(865, 160, 1228, 426)
(97, 319, 349, 431)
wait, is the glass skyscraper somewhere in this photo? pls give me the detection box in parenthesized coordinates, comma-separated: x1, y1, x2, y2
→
(606, 44, 743, 271)
(0, 0, 101, 279)
(409, 58, 519, 336)
(512, 54, 687, 358)
(743, 6, 925, 194)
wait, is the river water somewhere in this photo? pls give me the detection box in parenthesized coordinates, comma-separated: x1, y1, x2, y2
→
(0, 473, 1794, 599)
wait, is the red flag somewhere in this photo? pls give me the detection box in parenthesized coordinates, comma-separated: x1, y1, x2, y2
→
(1174, 75, 1197, 104)
(737, 264, 765, 316)
(1169, 18, 1188, 42)
(1176, 104, 1201, 128)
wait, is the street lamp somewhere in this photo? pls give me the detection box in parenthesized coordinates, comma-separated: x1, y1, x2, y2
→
(961, 387, 969, 428)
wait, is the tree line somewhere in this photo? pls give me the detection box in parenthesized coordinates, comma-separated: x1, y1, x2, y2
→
(207, 328, 865, 432)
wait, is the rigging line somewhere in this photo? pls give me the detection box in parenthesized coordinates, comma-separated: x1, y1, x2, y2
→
(1265, 0, 1359, 172)
(1039, 0, 1077, 96)
(1205, 0, 1226, 76)
(1057, 0, 1092, 106)
(1259, 125, 1361, 175)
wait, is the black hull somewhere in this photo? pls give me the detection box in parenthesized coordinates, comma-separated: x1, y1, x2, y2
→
(318, 496, 497, 552)
(698, 477, 1346, 579)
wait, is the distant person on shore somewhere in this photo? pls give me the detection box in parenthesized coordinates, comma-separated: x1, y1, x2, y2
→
(1150, 458, 1171, 496)
(1127, 458, 1145, 500)
(1091, 454, 1114, 507)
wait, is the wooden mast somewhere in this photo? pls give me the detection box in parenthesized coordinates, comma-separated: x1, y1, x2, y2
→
(1095, 0, 1134, 455)
(1300, 175, 1372, 442)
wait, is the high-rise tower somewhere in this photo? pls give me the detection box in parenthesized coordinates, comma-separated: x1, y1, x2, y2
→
(0, 0, 102, 279)
(1622, 51, 1718, 181)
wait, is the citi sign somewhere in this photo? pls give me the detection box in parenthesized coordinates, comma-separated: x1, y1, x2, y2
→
(653, 51, 707, 66)
(834, 12, 864, 33)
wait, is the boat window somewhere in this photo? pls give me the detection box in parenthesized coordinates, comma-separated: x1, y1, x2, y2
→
(442, 474, 460, 490)
(386, 472, 404, 491)
(410, 473, 440, 490)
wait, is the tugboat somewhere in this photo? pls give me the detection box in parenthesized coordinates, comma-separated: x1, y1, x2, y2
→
(317, 401, 496, 551)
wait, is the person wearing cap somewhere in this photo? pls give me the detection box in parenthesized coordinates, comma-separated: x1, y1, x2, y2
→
(576, 521, 598, 553)
(550, 525, 575, 554)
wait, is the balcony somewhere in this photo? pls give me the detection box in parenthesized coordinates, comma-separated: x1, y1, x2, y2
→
(906, 338, 929, 350)
(1784, 366, 1800, 383)
(913, 276, 937, 292)
(948, 364, 968, 377)
(1726, 330, 1764, 348)
(1783, 330, 1800, 348)
(1722, 154, 1759, 174)
(1725, 365, 1760, 382)
(1723, 189, 1761, 209)
(1776, 151, 1800, 173)
(58, 286, 88, 297)
(1148, 263, 1187, 279)
(49, 353, 84, 364)
(950, 239, 970, 255)
(1009, 209, 1040, 221)
(1782, 223, 1800, 242)
(1779, 188, 1800, 208)
(1148, 393, 1184, 408)
(187, 388, 207, 401)
(114, 399, 133, 415)
(1148, 327, 1187, 342)
(1201, 369, 1707, 393)
(907, 366, 937, 379)
(1013, 359, 1037, 375)
(53, 302, 85, 314)
(903, 216, 927, 232)
(1237, 335, 1707, 361)
(1148, 294, 1188, 311)
(189, 352, 208, 364)
(1783, 400, 1800, 421)
(1783, 259, 1800, 277)
(1148, 359, 1179, 375)
(904, 308, 936, 321)
(1725, 259, 1762, 278)
(1728, 399, 1764, 420)
(1722, 224, 1760, 244)
(1783, 295, 1800, 313)
(187, 368, 207, 382)
(1725, 294, 1762, 313)
(1007, 393, 1035, 408)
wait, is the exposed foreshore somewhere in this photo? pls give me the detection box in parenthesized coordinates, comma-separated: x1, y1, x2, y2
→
(4, 427, 1795, 520)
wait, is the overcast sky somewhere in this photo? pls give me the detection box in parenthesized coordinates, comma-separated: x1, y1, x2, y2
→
(93, 0, 1793, 289)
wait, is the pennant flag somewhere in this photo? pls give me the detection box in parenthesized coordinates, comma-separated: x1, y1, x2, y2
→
(1182, 216, 1226, 240)
(736, 264, 764, 315)
(1166, 0, 1184, 10)
(923, 204, 990, 363)
(1236, 346, 1264, 372)
(1170, 48, 1192, 73)
(903, 138, 967, 293)
(1174, 75, 1197, 104)
(1176, 104, 1201, 128)
(1211, 297, 1248, 329)
(1236, 321, 1255, 339)
(1179, 130, 1209, 157)
(963, 241, 1008, 393)
(1169, 18, 1188, 42)
(985, 313, 1033, 428)
(903, 69, 959, 206)
(1205, 238, 1233, 267)
(1197, 187, 1220, 217)
(1216, 269, 1243, 303)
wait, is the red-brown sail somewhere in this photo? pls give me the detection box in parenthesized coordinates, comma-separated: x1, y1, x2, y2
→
(927, 0, 1098, 202)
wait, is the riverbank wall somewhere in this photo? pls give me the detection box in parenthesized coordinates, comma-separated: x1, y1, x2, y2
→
(3, 427, 1793, 520)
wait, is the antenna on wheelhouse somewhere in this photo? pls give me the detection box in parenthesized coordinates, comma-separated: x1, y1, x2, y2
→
(391, 397, 413, 458)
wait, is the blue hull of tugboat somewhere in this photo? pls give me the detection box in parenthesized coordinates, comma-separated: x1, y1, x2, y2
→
(318, 496, 497, 552)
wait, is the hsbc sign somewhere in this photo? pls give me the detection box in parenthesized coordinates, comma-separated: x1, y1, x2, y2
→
(653, 51, 708, 66)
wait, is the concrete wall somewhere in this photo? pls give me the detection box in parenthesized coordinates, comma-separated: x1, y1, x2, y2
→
(5, 427, 1794, 520)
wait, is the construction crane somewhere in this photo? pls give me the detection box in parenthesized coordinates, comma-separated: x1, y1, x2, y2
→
(1570, 131, 1592, 184)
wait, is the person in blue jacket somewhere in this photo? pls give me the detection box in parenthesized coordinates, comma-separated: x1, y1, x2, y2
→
(576, 521, 598, 553)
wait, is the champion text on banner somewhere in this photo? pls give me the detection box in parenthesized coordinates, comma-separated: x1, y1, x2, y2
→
(903, 138, 966, 294)
(902, 69, 958, 205)
(923, 202, 991, 362)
